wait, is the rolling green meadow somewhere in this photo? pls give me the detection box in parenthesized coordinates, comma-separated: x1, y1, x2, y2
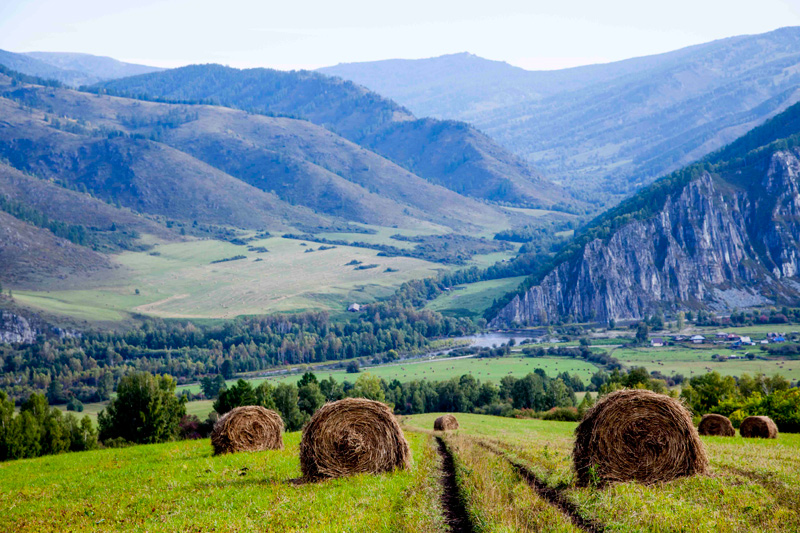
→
(601, 345, 800, 381)
(13, 233, 450, 321)
(3, 412, 798, 532)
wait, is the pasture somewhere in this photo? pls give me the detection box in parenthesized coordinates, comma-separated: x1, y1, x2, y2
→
(0, 432, 444, 533)
(13, 235, 451, 321)
(402, 413, 800, 532)
(3, 412, 798, 532)
(174, 355, 600, 397)
(606, 345, 800, 381)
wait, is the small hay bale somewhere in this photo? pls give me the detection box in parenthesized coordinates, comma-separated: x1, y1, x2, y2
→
(698, 413, 735, 437)
(740, 416, 778, 439)
(573, 389, 708, 486)
(300, 398, 411, 480)
(211, 406, 284, 455)
(434, 414, 459, 431)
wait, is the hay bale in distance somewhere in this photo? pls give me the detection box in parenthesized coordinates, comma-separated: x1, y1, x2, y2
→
(300, 398, 411, 480)
(740, 416, 778, 439)
(573, 389, 709, 486)
(434, 414, 459, 431)
(211, 406, 284, 455)
(698, 414, 735, 437)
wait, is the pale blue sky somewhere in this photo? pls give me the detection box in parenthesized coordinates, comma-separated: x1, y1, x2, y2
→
(2, 0, 800, 71)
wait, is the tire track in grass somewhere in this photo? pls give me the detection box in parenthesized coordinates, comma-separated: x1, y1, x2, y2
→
(479, 442, 604, 533)
(436, 437, 475, 533)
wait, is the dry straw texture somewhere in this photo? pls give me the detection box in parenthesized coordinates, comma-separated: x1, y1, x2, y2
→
(434, 414, 459, 431)
(573, 389, 709, 486)
(211, 406, 284, 455)
(300, 398, 411, 480)
(739, 415, 778, 439)
(698, 413, 736, 437)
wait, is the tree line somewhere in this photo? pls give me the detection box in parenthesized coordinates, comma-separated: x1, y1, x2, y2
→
(0, 304, 476, 404)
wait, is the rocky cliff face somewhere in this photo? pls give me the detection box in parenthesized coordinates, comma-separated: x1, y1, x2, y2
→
(0, 310, 39, 344)
(491, 150, 800, 326)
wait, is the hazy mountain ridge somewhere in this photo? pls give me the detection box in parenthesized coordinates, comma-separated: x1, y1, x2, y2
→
(322, 27, 800, 200)
(93, 64, 575, 210)
(490, 101, 800, 326)
(0, 49, 161, 86)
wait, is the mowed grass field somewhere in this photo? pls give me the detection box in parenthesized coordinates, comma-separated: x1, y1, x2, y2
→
(402, 413, 800, 532)
(4, 413, 798, 532)
(604, 345, 800, 381)
(0, 431, 446, 533)
(13, 234, 452, 321)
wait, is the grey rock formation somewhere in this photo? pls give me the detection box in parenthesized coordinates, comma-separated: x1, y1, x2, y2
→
(491, 150, 800, 326)
(0, 310, 39, 344)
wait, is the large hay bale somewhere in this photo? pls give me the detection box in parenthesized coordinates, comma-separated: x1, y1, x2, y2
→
(211, 406, 284, 455)
(300, 398, 411, 480)
(434, 414, 459, 431)
(698, 414, 735, 437)
(739, 416, 778, 439)
(573, 389, 709, 486)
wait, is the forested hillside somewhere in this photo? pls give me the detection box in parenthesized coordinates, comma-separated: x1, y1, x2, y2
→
(94, 64, 578, 210)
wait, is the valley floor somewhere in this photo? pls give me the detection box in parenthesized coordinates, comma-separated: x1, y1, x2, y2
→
(2, 414, 798, 532)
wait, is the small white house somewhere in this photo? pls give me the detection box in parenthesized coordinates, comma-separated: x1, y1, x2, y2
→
(691, 335, 706, 344)
(651, 337, 665, 347)
(347, 303, 361, 312)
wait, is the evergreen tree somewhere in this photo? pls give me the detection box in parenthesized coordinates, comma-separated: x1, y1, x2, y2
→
(98, 372, 186, 444)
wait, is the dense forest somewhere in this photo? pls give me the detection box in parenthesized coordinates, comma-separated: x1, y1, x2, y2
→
(0, 304, 476, 404)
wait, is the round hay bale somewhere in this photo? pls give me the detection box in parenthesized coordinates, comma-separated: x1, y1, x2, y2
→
(698, 413, 735, 437)
(434, 414, 459, 431)
(739, 416, 778, 439)
(300, 398, 411, 480)
(211, 406, 284, 455)
(573, 389, 709, 486)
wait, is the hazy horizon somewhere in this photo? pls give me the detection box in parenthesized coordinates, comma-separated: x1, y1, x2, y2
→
(2, 0, 800, 72)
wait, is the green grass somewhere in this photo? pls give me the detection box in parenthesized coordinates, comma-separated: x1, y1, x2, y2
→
(698, 324, 800, 336)
(174, 355, 599, 397)
(291, 356, 597, 386)
(0, 431, 446, 533)
(607, 345, 800, 380)
(14, 235, 453, 321)
(425, 276, 526, 318)
(404, 413, 800, 532)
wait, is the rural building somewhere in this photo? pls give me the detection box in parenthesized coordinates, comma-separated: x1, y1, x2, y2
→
(691, 335, 705, 344)
(650, 337, 665, 347)
(347, 303, 361, 312)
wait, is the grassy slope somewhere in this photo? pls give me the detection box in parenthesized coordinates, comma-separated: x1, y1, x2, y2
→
(12, 413, 796, 531)
(425, 276, 527, 318)
(13, 235, 451, 320)
(404, 413, 800, 532)
(0, 432, 446, 533)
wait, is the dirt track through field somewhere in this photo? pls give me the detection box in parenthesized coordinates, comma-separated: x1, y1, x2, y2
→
(480, 442, 604, 533)
(436, 437, 475, 533)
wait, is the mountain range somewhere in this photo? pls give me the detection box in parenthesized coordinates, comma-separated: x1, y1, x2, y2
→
(0, 49, 162, 87)
(321, 27, 800, 201)
(91, 64, 575, 210)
